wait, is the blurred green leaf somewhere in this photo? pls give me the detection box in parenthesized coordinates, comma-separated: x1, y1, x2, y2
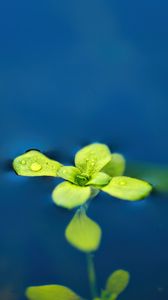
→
(65, 209, 102, 252)
(106, 270, 130, 297)
(13, 150, 62, 177)
(101, 176, 152, 201)
(75, 143, 111, 175)
(101, 153, 125, 177)
(127, 161, 168, 194)
(26, 285, 81, 300)
(52, 181, 91, 209)
(108, 294, 118, 300)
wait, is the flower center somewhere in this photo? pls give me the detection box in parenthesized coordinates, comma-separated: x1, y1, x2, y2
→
(75, 174, 89, 186)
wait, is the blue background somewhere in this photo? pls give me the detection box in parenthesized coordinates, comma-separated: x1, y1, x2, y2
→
(0, 0, 168, 299)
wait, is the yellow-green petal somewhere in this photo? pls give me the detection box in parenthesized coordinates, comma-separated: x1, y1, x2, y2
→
(65, 209, 102, 252)
(52, 182, 91, 209)
(75, 143, 111, 175)
(13, 150, 62, 177)
(101, 153, 125, 177)
(25, 285, 81, 300)
(101, 176, 152, 201)
(106, 270, 130, 297)
(86, 172, 111, 186)
(57, 166, 80, 183)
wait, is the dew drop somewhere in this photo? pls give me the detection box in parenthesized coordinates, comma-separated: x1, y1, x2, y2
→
(21, 160, 26, 165)
(30, 162, 42, 172)
(119, 180, 126, 186)
(90, 159, 95, 165)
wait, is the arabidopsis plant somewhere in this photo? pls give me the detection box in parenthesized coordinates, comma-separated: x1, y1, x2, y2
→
(13, 143, 152, 209)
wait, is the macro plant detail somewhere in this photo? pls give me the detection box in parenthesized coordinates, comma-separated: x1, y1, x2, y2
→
(13, 143, 152, 209)
(25, 269, 130, 300)
(13, 143, 153, 300)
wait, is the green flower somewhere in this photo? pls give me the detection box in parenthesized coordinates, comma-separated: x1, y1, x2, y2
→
(13, 143, 152, 209)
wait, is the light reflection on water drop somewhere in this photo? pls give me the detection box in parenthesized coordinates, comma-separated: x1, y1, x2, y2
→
(30, 162, 42, 172)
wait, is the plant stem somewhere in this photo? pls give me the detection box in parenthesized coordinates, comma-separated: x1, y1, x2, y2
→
(86, 253, 98, 299)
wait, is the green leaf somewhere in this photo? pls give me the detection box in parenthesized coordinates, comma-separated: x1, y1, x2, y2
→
(86, 172, 111, 186)
(101, 153, 125, 177)
(52, 181, 91, 209)
(13, 150, 62, 177)
(65, 209, 102, 252)
(75, 143, 111, 175)
(57, 166, 81, 183)
(105, 270, 130, 297)
(108, 294, 118, 300)
(101, 289, 110, 300)
(101, 176, 152, 201)
(25, 285, 81, 300)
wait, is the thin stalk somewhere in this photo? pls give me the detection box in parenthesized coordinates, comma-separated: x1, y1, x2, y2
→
(86, 253, 98, 299)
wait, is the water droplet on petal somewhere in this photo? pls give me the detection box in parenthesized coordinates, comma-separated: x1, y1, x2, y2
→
(30, 162, 42, 172)
(21, 160, 26, 165)
(119, 180, 126, 186)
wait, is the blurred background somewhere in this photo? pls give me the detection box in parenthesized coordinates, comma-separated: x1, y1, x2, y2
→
(0, 0, 168, 299)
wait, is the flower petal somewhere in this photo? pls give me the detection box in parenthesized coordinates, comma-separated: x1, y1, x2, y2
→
(52, 181, 91, 209)
(26, 285, 81, 300)
(101, 153, 125, 177)
(13, 150, 62, 177)
(105, 270, 130, 297)
(75, 143, 111, 175)
(65, 209, 102, 252)
(57, 166, 80, 183)
(86, 172, 111, 186)
(101, 176, 152, 201)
